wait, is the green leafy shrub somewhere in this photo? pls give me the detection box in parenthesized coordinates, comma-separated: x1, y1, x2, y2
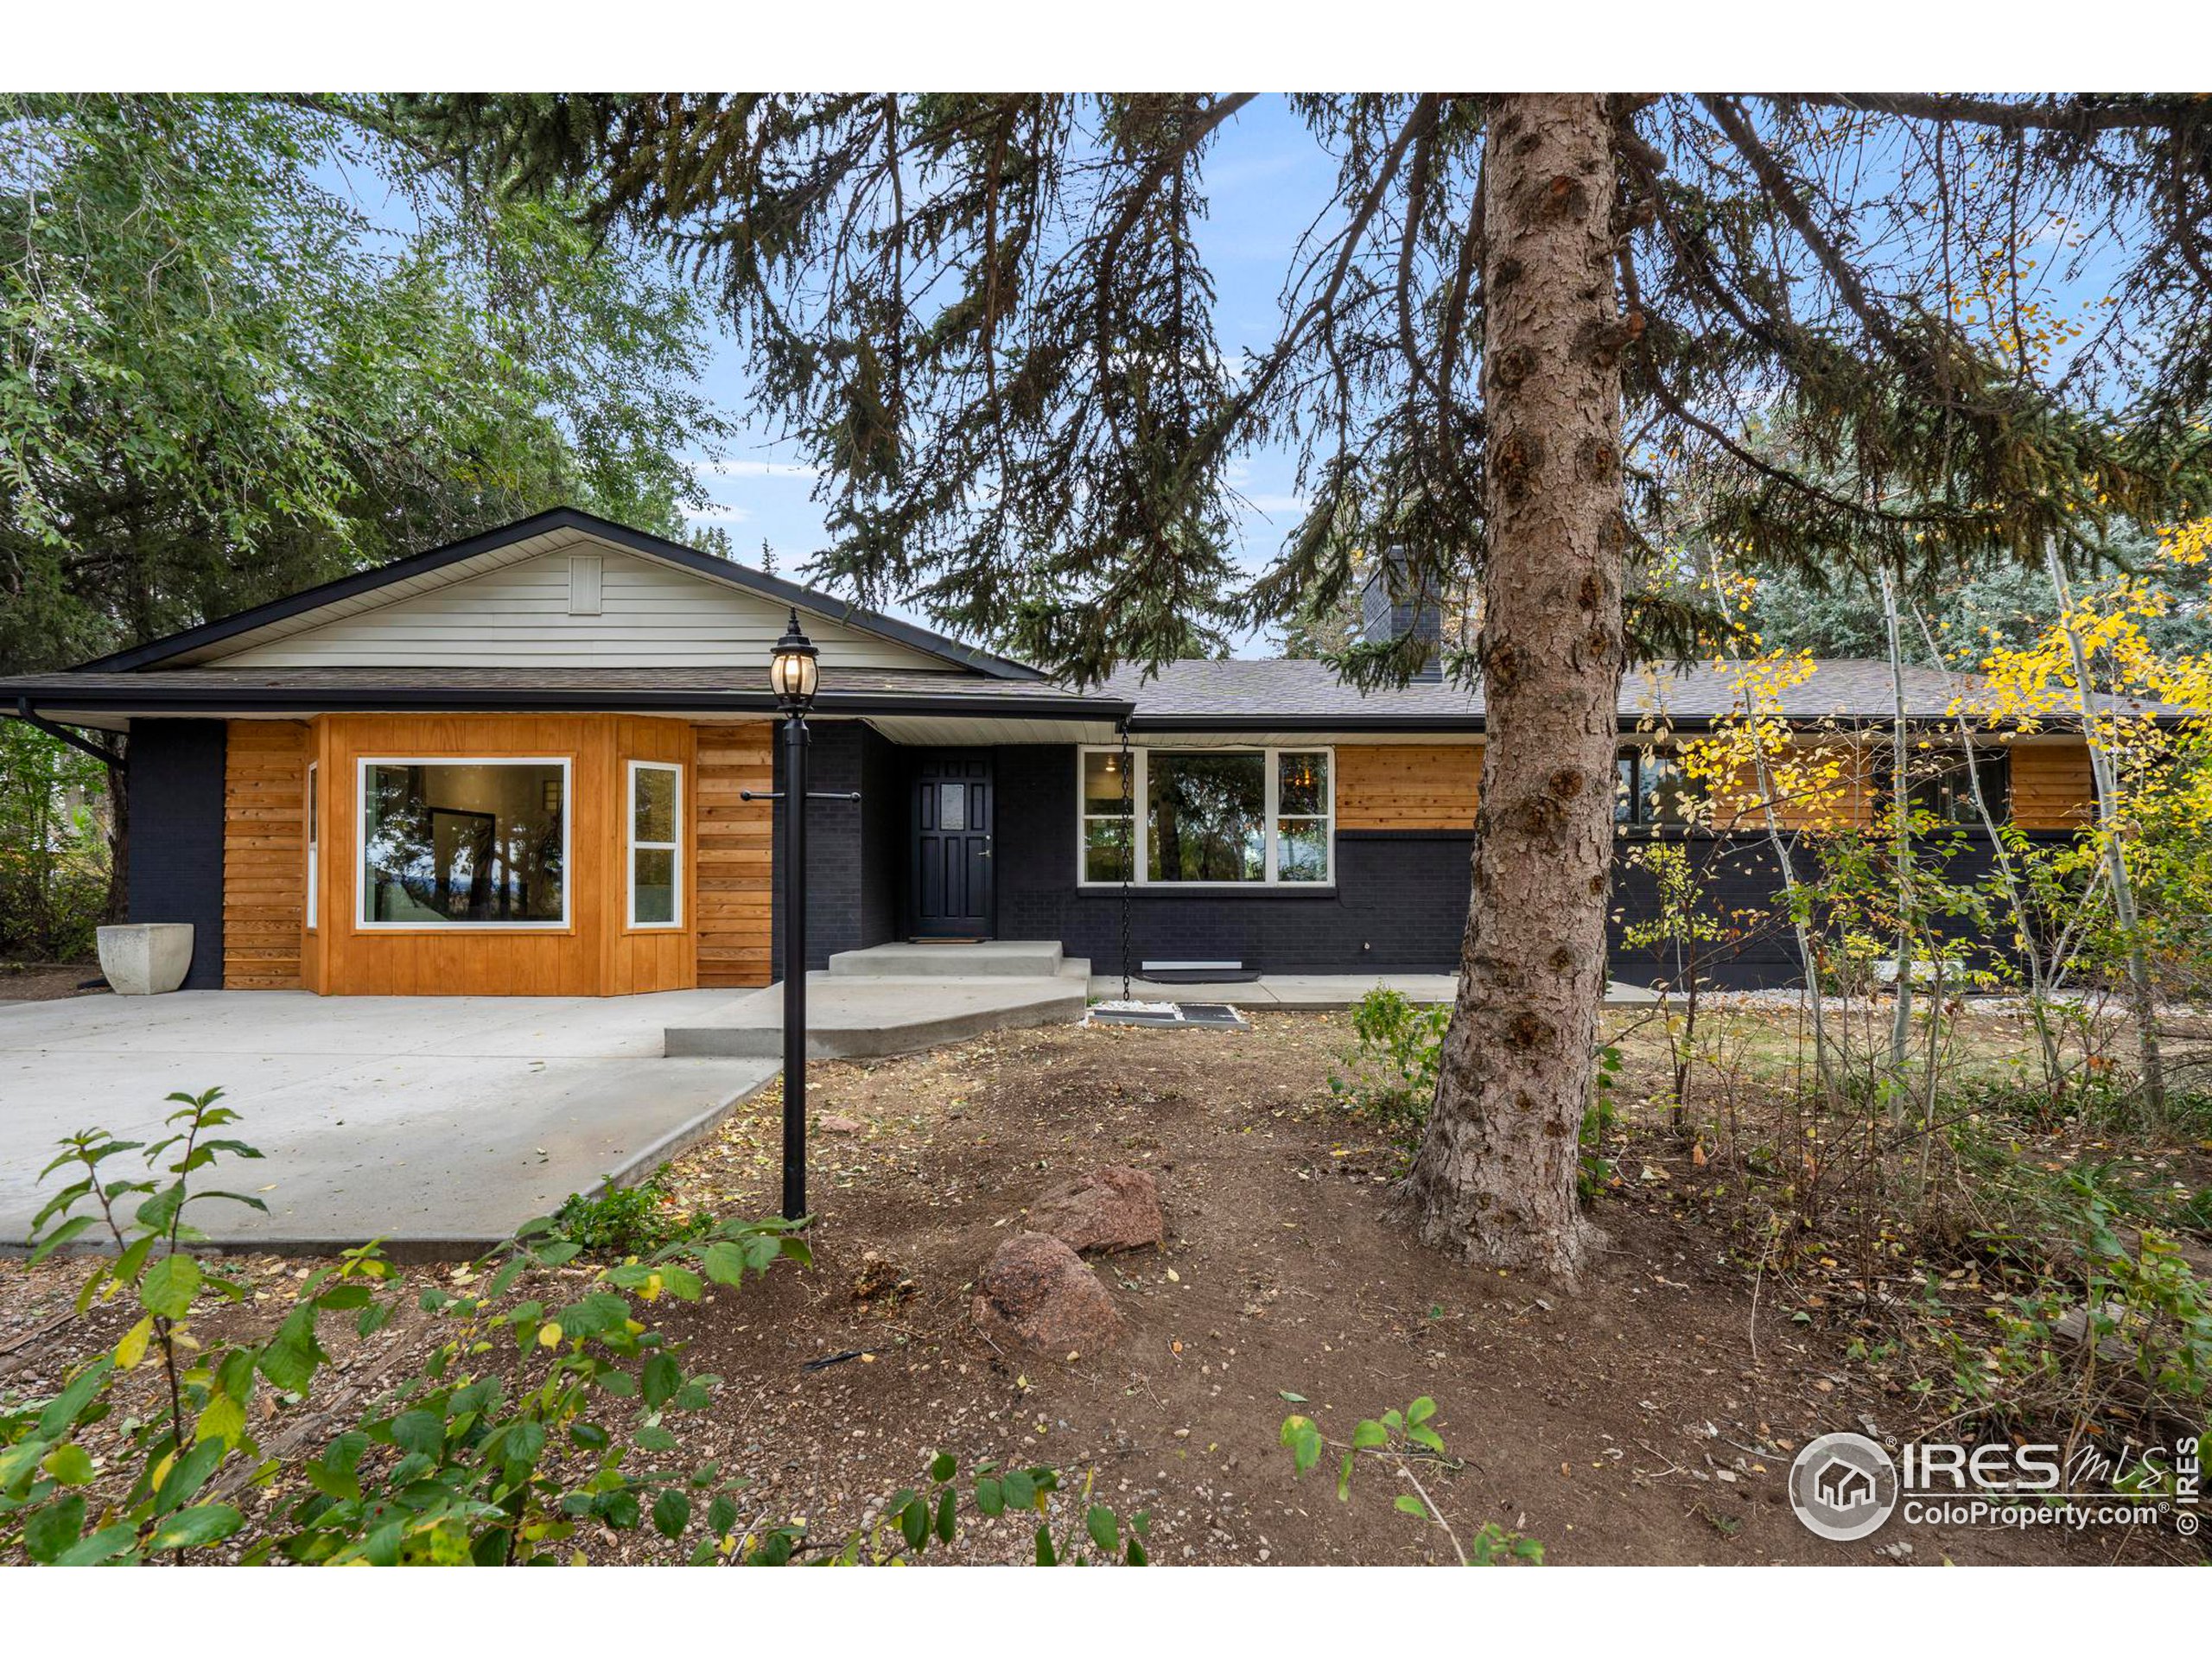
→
(0, 1090, 1150, 1567)
(1281, 1395, 1541, 1565)
(549, 1166, 714, 1256)
(1327, 988, 1450, 1146)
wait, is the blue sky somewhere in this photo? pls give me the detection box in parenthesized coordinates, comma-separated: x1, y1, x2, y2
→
(681, 96, 1339, 654)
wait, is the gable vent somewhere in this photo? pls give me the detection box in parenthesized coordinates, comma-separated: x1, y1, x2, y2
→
(567, 552, 604, 615)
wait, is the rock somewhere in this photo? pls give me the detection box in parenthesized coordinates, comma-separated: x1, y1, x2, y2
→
(972, 1232, 1123, 1354)
(818, 1115, 864, 1135)
(1028, 1166, 1164, 1254)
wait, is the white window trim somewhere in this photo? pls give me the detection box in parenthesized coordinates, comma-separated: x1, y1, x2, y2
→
(355, 755, 572, 931)
(305, 761, 318, 930)
(1076, 746, 1335, 888)
(626, 760, 684, 930)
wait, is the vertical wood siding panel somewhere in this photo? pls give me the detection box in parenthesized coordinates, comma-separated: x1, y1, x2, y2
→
(694, 723, 775, 988)
(223, 721, 309, 988)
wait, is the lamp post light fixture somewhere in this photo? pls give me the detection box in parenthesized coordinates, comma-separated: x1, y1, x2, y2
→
(741, 610, 857, 1222)
(770, 611, 818, 1221)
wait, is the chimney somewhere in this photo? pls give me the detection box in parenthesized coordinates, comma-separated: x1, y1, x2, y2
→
(1359, 547, 1442, 680)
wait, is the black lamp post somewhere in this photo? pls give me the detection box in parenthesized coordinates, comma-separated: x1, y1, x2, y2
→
(767, 610, 819, 1220)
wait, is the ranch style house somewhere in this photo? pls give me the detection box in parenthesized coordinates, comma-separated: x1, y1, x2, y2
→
(0, 508, 2151, 995)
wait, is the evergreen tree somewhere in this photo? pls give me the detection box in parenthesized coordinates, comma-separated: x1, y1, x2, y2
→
(404, 92, 2212, 1275)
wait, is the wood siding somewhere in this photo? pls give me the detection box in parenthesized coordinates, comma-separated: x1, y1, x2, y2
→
(223, 721, 310, 989)
(299, 714, 713, 995)
(2011, 741, 2095, 830)
(212, 547, 944, 672)
(694, 725, 775, 988)
(1336, 745, 1482, 830)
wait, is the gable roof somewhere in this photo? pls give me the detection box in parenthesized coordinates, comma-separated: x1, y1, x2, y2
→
(79, 507, 1041, 680)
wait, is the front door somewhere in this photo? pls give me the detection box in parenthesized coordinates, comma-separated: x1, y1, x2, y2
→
(911, 751, 994, 938)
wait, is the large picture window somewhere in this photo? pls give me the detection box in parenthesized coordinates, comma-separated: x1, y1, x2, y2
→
(1078, 747, 1332, 886)
(628, 760, 683, 928)
(359, 759, 569, 928)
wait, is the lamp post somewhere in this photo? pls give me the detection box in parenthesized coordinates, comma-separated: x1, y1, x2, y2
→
(767, 610, 819, 1220)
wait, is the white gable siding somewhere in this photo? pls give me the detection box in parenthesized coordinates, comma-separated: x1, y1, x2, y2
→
(207, 549, 950, 671)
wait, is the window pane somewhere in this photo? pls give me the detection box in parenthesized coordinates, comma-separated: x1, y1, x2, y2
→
(632, 766, 677, 843)
(1084, 817, 1132, 882)
(632, 848, 677, 925)
(939, 781, 967, 832)
(1278, 751, 1329, 816)
(1147, 753, 1264, 882)
(1644, 757, 1698, 824)
(363, 762, 564, 924)
(1615, 757, 1637, 823)
(1083, 750, 1135, 815)
(1276, 817, 1329, 881)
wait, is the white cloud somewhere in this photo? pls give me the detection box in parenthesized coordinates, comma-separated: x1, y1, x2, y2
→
(688, 504, 755, 525)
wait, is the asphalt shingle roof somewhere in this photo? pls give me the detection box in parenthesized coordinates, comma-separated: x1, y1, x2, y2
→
(1096, 657, 2193, 726)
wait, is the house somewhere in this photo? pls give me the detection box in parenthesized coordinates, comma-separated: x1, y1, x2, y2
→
(0, 507, 2147, 996)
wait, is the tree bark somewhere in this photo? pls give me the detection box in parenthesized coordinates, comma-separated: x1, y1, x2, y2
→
(1403, 95, 1626, 1277)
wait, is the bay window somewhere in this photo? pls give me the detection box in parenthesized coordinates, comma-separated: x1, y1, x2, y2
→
(359, 758, 569, 927)
(1078, 747, 1332, 886)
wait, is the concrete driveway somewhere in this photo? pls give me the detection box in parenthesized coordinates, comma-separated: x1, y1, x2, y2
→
(0, 991, 773, 1255)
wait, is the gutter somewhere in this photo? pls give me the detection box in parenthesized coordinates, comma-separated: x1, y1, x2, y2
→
(1, 684, 1130, 723)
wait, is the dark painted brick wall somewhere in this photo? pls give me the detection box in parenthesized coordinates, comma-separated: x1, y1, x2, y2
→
(769, 722, 896, 977)
(124, 719, 226, 989)
(857, 726, 903, 950)
(990, 744, 2073, 989)
(994, 746, 1471, 976)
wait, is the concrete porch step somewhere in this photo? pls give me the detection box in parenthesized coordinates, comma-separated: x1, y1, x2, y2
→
(664, 963, 1089, 1061)
(827, 939, 1065, 978)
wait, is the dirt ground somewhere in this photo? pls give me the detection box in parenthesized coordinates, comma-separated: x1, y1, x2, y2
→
(0, 962, 103, 1001)
(2, 1009, 2198, 1566)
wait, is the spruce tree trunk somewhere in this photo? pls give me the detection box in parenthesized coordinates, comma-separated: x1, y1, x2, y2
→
(1403, 95, 1626, 1276)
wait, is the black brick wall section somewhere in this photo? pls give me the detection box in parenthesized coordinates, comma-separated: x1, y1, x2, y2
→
(769, 721, 883, 976)
(124, 719, 227, 989)
(995, 746, 1471, 976)
(994, 744, 2073, 990)
(857, 726, 903, 950)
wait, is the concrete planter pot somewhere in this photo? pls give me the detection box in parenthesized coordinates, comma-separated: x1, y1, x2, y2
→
(96, 924, 194, 996)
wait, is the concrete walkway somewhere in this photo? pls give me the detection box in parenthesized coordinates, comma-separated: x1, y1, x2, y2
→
(0, 992, 772, 1256)
(667, 944, 1091, 1059)
(1086, 972, 1456, 1008)
(1086, 973, 1667, 1009)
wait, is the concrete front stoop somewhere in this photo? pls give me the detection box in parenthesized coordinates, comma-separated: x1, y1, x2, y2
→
(664, 942, 1090, 1061)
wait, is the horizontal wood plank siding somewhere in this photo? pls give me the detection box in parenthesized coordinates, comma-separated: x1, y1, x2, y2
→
(1336, 746, 1481, 830)
(224, 721, 309, 988)
(2012, 741, 2094, 830)
(695, 724, 774, 988)
(213, 548, 943, 671)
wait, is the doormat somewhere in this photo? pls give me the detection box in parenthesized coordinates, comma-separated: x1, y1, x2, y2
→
(1086, 1000, 1252, 1031)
